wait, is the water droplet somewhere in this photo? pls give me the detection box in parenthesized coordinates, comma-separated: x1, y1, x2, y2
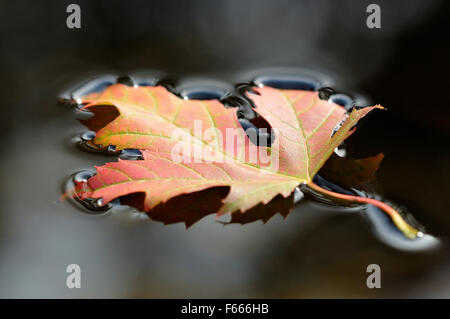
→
(77, 136, 121, 156)
(59, 74, 117, 107)
(235, 82, 259, 96)
(318, 87, 335, 100)
(107, 145, 117, 152)
(253, 74, 321, 91)
(119, 149, 143, 160)
(80, 130, 95, 141)
(74, 131, 143, 159)
(220, 82, 256, 106)
(128, 69, 165, 86)
(331, 119, 346, 137)
(217, 81, 259, 126)
(329, 93, 354, 111)
(221, 94, 253, 111)
(334, 143, 347, 157)
(177, 78, 232, 101)
(238, 118, 256, 131)
(238, 106, 275, 147)
(156, 77, 180, 97)
(180, 86, 227, 100)
(64, 170, 118, 214)
(116, 75, 135, 87)
(293, 187, 304, 204)
(237, 119, 270, 146)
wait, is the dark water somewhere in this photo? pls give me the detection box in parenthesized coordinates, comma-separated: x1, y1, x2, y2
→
(2, 112, 446, 297)
(1, 0, 450, 298)
(0, 69, 446, 298)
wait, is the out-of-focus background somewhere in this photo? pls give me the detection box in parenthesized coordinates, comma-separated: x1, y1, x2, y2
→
(0, 0, 449, 298)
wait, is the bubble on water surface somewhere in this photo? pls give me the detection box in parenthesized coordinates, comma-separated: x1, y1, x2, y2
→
(64, 170, 117, 215)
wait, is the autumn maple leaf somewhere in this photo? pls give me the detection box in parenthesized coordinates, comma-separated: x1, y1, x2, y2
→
(73, 84, 419, 238)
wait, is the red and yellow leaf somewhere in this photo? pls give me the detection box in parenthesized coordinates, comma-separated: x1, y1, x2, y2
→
(320, 153, 385, 190)
(72, 83, 419, 238)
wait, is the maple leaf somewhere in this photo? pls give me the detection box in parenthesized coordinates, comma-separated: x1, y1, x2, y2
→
(74, 84, 419, 238)
(320, 153, 384, 190)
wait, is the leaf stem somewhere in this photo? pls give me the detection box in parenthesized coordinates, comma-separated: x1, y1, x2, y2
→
(307, 182, 420, 239)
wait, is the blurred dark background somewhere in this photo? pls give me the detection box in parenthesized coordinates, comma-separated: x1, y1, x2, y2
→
(0, 0, 449, 298)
